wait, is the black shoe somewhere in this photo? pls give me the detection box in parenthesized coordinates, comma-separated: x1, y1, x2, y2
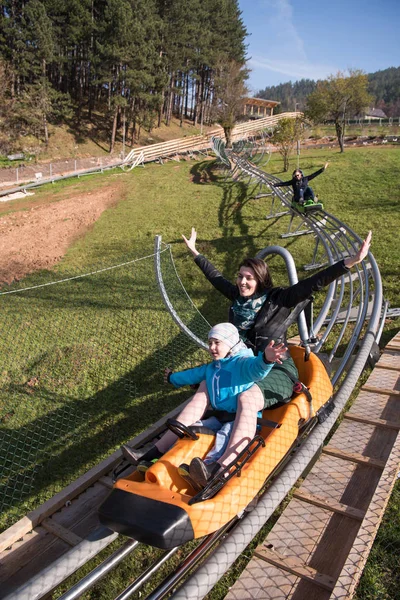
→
(121, 443, 162, 466)
(137, 460, 157, 473)
(189, 458, 221, 488)
(178, 463, 203, 492)
(178, 463, 190, 477)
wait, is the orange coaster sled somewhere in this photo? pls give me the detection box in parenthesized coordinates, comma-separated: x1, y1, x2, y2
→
(99, 347, 333, 549)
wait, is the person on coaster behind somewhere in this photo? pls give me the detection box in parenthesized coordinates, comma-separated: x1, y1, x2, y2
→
(122, 322, 287, 489)
(272, 162, 329, 205)
(122, 229, 371, 487)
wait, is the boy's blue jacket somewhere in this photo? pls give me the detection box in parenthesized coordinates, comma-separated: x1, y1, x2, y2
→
(169, 348, 274, 413)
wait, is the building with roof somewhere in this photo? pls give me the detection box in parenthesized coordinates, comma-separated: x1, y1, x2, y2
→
(363, 107, 387, 119)
(242, 97, 280, 118)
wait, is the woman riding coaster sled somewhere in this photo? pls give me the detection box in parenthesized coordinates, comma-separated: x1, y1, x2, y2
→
(272, 163, 329, 211)
(181, 227, 371, 400)
(121, 230, 372, 487)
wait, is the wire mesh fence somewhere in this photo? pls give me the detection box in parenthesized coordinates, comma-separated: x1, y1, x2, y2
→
(0, 245, 210, 531)
(0, 156, 122, 190)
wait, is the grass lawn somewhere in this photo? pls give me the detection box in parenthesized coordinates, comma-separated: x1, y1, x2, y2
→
(0, 143, 399, 598)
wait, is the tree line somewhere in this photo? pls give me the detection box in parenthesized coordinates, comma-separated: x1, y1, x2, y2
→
(258, 66, 400, 117)
(269, 70, 374, 158)
(0, 0, 248, 153)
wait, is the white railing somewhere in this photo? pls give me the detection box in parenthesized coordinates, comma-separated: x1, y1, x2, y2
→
(0, 113, 300, 194)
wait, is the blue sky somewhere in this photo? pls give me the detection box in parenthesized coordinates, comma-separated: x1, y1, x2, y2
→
(237, 0, 400, 95)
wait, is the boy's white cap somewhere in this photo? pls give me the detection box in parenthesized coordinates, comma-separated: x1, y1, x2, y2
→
(208, 323, 240, 349)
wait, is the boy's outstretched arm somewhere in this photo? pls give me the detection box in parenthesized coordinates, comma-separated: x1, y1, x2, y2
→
(164, 367, 173, 384)
(238, 340, 288, 384)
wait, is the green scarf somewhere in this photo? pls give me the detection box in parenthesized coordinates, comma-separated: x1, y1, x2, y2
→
(231, 292, 268, 338)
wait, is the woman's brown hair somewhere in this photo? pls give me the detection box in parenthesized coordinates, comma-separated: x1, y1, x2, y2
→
(239, 258, 273, 292)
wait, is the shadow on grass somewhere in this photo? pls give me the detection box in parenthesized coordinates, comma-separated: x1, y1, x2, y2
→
(0, 322, 207, 532)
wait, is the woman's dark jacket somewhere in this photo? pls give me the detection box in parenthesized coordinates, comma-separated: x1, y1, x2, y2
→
(194, 254, 349, 354)
(273, 167, 324, 195)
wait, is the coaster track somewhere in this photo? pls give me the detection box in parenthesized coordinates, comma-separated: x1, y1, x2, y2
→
(2, 137, 386, 600)
(162, 140, 385, 599)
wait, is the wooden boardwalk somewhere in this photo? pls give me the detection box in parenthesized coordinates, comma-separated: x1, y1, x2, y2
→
(225, 331, 400, 600)
(1, 335, 398, 599)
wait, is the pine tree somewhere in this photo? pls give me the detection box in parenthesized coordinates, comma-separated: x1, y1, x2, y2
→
(0, 0, 250, 149)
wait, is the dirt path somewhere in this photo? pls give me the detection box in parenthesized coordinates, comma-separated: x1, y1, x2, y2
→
(0, 185, 121, 285)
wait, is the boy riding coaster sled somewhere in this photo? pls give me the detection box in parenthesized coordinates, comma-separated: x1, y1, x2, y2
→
(100, 338, 336, 547)
(122, 322, 287, 490)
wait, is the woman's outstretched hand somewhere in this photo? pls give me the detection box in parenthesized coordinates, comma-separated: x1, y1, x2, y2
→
(324, 162, 329, 170)
(344, 231, 372, 268)
(182, 227, 199, 257)
(264, 340, 287, 365)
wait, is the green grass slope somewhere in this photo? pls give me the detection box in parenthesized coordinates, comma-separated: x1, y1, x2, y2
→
(0, 144, 399, 598)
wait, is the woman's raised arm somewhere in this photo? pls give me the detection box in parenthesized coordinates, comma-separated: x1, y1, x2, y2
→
(344, 231, 372, 269)
(182, 227, 199, 257)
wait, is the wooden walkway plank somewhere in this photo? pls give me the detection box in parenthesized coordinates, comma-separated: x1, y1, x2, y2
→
(293, 490, 366, 521)
(41, 520, 83, 547)
(385, 343, 400, 352)
(326, 419, 397, 464)
(225, 333, 400, 600)
(299, 453, 382, 514)
(361, 385, 400, 396)
(374, 362, 400, 372)
(344, 412, 400, 430)
(329, 430, 400, 600)
(349, 390, 400, 423)
(254, 546, 336, 591)
(322, 447, 386, 469)
(363, 359, 400, 385)
(268, 499, 361, 579)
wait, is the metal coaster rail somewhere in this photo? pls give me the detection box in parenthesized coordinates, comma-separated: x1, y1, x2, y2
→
(148, 139, 385, 600)
(1, 132, 386, 600)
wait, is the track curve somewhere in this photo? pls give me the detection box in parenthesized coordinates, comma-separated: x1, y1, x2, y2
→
(3, 136, 386, 600)
(151, 139, 385, 599)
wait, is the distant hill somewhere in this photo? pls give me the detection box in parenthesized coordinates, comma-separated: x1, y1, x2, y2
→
(257, 67, 400, 117)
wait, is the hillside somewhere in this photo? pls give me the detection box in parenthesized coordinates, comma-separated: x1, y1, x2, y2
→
(258, 66, 400, 115)
(1, 116, 217, 166)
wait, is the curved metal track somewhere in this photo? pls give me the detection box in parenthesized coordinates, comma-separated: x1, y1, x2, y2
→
(149, 142, 385, 599)
(228, 151, 385, 381)
(4, 137, 386, 600)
